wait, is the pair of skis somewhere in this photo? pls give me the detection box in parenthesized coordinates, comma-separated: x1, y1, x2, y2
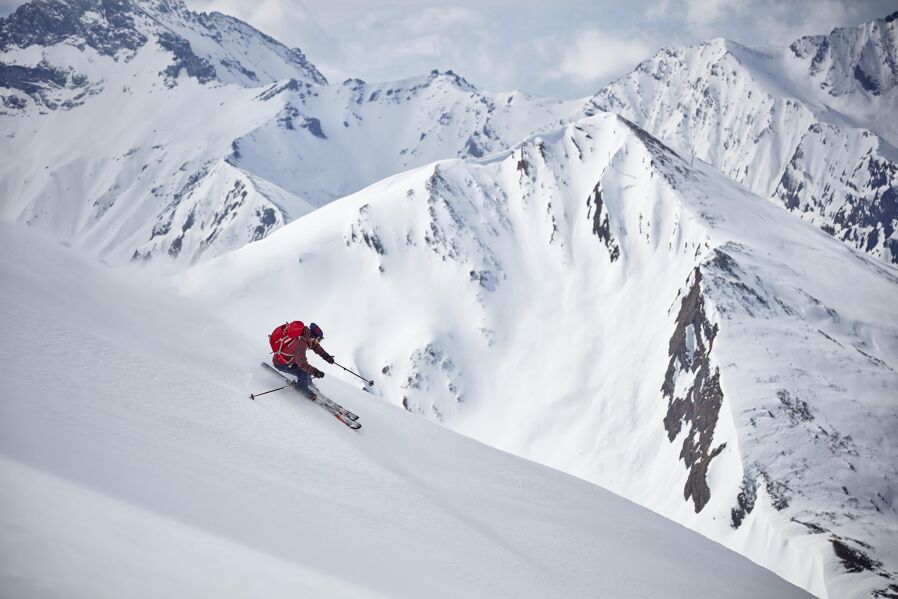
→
(260, 363, 361, 430)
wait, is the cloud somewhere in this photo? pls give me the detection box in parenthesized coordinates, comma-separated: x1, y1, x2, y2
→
(683, 0, 744, 27)
(553, 29, 655, 86)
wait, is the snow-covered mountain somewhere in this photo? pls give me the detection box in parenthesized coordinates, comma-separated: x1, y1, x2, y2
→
(3, 2, 897, 597)
(0, 0, 579, 265)
(587, 12, 898, 266)
(0, 220, 813, 598)
(5, 1, 893, 271)
(180, 114, 898, 599)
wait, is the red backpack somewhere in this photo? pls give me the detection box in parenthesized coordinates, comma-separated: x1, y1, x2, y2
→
(269, 321, 304, 365)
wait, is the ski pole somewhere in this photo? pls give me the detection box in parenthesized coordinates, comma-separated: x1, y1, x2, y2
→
(249, 382, 293, 400)
(333, 360, 374, 386)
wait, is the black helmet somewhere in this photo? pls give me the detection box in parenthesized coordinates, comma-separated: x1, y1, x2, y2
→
(309, 322, 324, 340)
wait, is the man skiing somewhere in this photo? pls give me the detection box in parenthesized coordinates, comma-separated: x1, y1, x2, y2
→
(269, 321, 335, 395)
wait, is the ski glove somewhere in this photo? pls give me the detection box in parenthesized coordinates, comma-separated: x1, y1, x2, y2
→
(312, 368, 325, 379)
(324, 354, 335, 364)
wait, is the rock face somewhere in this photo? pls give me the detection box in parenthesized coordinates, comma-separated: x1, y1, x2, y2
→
(662, 266, 725, 513)
(0, 0, 148, 58)
(587, 14, 898, 266)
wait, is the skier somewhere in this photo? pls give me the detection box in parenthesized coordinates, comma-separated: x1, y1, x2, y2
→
(269, 321, 334, 395)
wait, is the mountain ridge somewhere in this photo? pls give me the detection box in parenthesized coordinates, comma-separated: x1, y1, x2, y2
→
(587, 12, 898, 266)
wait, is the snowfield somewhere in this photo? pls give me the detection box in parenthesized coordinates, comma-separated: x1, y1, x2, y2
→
(0, 223, 811, 598)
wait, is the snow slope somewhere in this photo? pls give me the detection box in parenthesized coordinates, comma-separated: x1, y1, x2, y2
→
(0, 221, 811, 598)
(179, 113, 898, 598)
(0, 0, 326, 265)
(587, 13, 898, 266)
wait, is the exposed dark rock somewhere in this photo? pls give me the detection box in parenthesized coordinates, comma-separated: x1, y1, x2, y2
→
(777, 389, 814, 425)
(731, 473, 757, 528)
(468, 269, 497, 291)
(831, 180, 898, 265)
(832, 538, 883, 574)
(252, 206, 277, 241)
(157, 31, 216, 86)
(347, 204, 386, 255)
(464, 136, 484, 158)
(422, 169, 464, 262)
(516, 154, 530, 177)
(703, 247, 774, 317)
(300, 116, 326, 139)
(792, 518, 828, 534)
(586, 181, 620, 262)
(219, 57, 257, 82)
(853, 64, 881, 95)
(662, 267, 726, 512)
(0, 0, 147, 57)
(255, 78, 301, 101)
(150, 166, 209, 243)
(873, 584, 898, 599)
(0, 63, 67, 95)
(278, 104, 299, 129)
(763, 473, 791, 510)
(1, 94, 27, 109)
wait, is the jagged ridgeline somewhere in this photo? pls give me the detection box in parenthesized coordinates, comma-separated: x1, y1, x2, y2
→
(587, 12, 898, 266)
(1, 2, 895, 269)
(0, 0, 582, 265)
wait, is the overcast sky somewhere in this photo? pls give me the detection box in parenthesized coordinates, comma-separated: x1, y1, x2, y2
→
(2, 0, 895, 98)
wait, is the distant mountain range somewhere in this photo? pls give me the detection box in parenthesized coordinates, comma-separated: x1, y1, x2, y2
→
(2, 2, 895, 267)
(588, 12, 898, 267)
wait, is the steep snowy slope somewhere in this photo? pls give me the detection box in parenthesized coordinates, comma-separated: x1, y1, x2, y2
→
(0, 222, 812, 598)
(180, 114, 898, 598)
(587, 12, 898, 266)
(0, 0, 326, 265)
(0, 0, 580, 266)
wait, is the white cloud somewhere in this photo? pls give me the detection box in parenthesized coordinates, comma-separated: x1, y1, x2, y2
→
(551, 29, 655, 86)
(684, 0, 744, 27)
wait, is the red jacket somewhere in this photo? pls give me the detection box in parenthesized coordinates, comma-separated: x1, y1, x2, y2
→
(283, 329, 333, 374)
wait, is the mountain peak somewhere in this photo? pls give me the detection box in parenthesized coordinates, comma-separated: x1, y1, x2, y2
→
(0, 0, 327, 92)
(789, 10, 898, 97)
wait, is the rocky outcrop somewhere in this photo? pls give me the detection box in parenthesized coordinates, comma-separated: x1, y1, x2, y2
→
(662, 267, 726, 512)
